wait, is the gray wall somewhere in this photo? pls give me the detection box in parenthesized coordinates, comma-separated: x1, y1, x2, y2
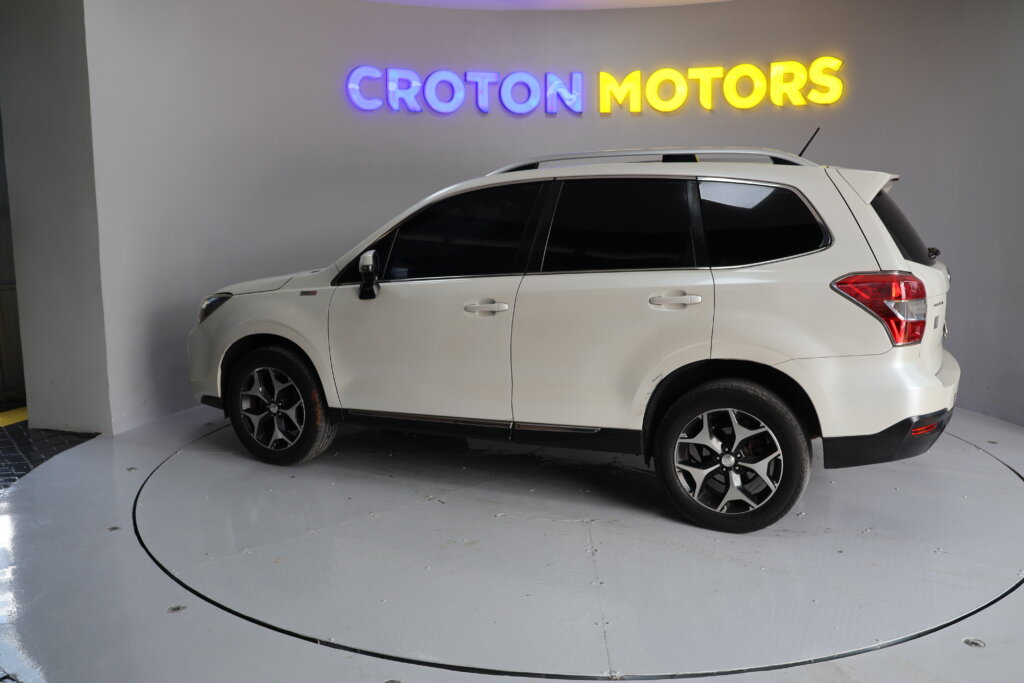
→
(0, 0, 111, 431)
(3, 0, 1022, 432)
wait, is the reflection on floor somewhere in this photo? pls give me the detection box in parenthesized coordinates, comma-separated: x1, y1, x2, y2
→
(0, 417, 96, 490)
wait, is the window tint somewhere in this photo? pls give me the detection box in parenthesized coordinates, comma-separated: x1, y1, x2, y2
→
(336, 230, 396, 285)
(542, 179, 694, 272)
(698, 181, 827, 267)
(871, 192, 932, 265)
(385, 183, 541, 280)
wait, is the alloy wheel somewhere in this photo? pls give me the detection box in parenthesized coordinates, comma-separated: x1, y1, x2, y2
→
(238, 367, 306, 450)
(674, 408, 783, 514)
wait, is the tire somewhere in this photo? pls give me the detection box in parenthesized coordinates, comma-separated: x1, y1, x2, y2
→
(653, 379, 811, 533)
(226, 346, 338, 466)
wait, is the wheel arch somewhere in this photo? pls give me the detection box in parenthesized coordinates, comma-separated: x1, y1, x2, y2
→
(641, 359, 821, 463)
(218, 333, 337, 415)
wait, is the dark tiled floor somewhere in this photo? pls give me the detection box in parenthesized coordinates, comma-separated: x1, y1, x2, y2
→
(0, 421, 98, 491)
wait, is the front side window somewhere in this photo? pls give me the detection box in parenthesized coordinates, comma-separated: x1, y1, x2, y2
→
(385, 182, 542, 280)
(542, 178, 695, 272)
(698, 181, 828, 267)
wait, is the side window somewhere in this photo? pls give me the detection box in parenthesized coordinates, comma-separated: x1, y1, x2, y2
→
(336, 229, 396, 285)
(541, 179, 695, 272)
(385, 183, 542, 280)
(698, 181, 828, 267)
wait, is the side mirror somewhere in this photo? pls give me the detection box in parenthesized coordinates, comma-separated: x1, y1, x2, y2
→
(358, 250, 379, 300)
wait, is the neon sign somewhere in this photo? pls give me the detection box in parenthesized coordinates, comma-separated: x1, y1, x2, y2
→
(347, 66, 583, 115)
(346, 57, 844, 116)
(599, 57, 844, 112)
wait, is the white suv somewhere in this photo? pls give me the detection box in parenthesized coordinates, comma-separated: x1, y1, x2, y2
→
(188, 148, 960, 532)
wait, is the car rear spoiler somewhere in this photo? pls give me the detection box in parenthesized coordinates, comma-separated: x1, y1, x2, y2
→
(834, 168, 900, 204)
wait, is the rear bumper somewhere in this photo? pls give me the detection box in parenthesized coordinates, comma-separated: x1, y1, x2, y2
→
(822, 408, 952, 469)
(775, 348, 960, 438)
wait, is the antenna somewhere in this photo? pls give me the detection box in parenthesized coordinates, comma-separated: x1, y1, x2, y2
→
(799, 127, 821, 157)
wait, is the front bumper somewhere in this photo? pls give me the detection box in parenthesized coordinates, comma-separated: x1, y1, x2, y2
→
(822, 408, 953, 469)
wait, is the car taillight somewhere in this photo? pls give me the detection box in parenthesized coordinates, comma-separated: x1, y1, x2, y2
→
(832, 273, 927, 345)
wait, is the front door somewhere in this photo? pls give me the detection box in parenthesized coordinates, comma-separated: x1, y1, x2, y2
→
(329, 181, 544, 422)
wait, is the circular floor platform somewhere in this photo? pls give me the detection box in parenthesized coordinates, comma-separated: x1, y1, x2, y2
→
(134, 426, 1024, 679)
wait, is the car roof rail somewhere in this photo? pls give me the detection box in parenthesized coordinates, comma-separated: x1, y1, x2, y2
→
(487, 147, 817, 175)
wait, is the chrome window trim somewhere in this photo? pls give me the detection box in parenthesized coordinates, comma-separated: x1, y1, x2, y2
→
(377, 267, 711, 284)
(379, 273, 525, 284)
(525, 266, 709, 277)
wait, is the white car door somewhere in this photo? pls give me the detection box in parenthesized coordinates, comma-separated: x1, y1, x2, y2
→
(512, 178, 714, 432)
(329, 182, 544, 423)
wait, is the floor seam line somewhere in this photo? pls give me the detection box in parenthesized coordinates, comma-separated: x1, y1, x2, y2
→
(587, 522, 615, 678)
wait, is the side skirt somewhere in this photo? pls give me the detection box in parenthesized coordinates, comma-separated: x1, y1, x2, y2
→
(340, 409, 643, 455)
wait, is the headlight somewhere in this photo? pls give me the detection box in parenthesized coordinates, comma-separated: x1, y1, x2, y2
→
(198, 293, 232, 323)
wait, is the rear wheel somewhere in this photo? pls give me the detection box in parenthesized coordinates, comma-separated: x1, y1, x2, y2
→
(654, 379, 811, 533)
(227, 346, 337, 465)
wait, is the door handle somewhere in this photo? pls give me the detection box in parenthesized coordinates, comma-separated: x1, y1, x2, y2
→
(649, 295, 702, 306)
(464, 302, 509, 313)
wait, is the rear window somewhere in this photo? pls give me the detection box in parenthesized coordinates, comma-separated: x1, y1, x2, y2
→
(871, 192, 932, 265)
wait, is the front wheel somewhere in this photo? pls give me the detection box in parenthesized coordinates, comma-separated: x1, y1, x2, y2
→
(226, 346, 337, 466)
(654, 379, 811, 533)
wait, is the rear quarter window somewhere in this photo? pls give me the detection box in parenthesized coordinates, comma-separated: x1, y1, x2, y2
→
(698, 181, 829, 267)
(871, 192, 932, 266)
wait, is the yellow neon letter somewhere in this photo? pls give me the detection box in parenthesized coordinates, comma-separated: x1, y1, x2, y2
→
(687, 66, 725, 110)
(806, 56, 844, 105)
(599, 71, 642, 113)
(722, 64, 768, 110)
(644, 68, 688, 112)
(769, 61, 808, 106)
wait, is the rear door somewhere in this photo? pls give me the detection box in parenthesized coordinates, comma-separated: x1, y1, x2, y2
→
(511, 178, 714, 431)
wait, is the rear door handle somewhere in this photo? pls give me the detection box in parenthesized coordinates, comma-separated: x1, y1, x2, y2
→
(649, 295, 702, 306)
(464, 302, 509, 313)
